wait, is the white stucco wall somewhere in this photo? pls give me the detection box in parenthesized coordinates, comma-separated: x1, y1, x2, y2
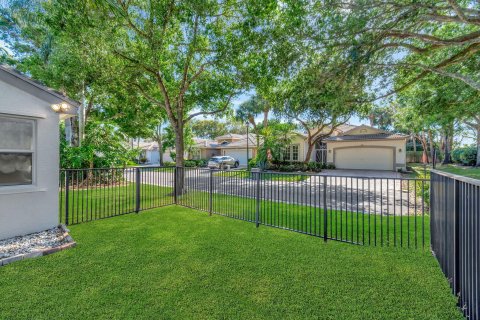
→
(0, 76, 65, 240)
(287, 134, 308, 162)
(326, 139, 407, 171)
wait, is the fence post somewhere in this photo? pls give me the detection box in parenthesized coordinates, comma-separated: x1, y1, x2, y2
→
(135, 167, 141, 213)
(323, 175, 328, 242)
(209, 169, 213, 215)
(65, 171, 70, 226)
(253, 168, 261, 228)
(453, 178, 460, 296)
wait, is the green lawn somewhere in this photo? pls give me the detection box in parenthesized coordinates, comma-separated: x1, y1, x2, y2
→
(59, 184, 173, 224)
(407, 163, 480, 180)
(214, 169, 310, 182)
(179, 189, 429, 249)
(62, 184, 429, 248)
(0, 206, 461, 319)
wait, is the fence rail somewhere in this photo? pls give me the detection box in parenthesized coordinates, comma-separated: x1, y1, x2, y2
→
(60, 166, 429, 249)
(431, 170, 480, 320)
(59, 167, 174, 225)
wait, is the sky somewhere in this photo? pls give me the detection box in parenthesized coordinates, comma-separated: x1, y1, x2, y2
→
(212, 90, 368, 128)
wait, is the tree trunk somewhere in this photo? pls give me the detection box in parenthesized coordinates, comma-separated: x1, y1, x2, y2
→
(428, 130, 435, 164)
(155, 126, 163, 166)
(412, 135, 417, 162)
(419, 134, 429, 164)
(304, 139, 315, 164)
(174, 122, 185, 196)
(476, 125, 480, 167)
(442, 132, 451, 164)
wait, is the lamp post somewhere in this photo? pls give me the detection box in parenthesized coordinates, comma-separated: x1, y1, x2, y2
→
(246, 121, 249, 166)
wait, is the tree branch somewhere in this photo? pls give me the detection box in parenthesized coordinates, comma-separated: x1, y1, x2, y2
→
(184, 94, 234, 123)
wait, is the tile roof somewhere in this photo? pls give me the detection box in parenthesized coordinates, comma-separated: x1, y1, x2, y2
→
(325, 133, 408, 141)
(216, 134, 258, 149)
(335, 124, 358, 133)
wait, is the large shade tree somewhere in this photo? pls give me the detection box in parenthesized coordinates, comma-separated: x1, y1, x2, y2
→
(322, 0, 480, 98)
(275, 59, 367, 163)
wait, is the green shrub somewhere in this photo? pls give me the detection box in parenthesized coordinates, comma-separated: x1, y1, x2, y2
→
(184, 160, 198, 167)
(196, 159, 208, 167)
(451, 146, 477, 166)
(248, 158, 257, 169)
(451, 148, 463, 163)
(163, 161, 175, 167)
(307, 162, 322, 172)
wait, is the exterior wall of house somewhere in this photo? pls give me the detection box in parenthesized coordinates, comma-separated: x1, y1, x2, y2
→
(202, 148, 220, 159)
(287, 134, 308, 162)
(221, 148, 256, 165)
(343, 126, 379, 135)
(0, 78, 62, 240)
(326, 139, 407, 171)
(145, 150, 174, 164)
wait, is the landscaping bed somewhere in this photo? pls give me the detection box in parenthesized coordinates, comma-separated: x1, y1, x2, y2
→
(0, 206, 461, 319)
(0, 226, 75, 266)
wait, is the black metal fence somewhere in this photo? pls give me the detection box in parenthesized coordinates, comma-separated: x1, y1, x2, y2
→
(177, 167, 429, 248)
(60, 166, 430, 249)
(431, 170, 480, 320)
(59, 167, 174, 225)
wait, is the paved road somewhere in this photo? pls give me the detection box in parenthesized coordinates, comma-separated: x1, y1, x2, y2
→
(131, 168, 427, 215)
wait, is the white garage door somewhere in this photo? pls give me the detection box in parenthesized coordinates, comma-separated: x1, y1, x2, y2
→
(335, 147, 394, 171)
(223, 149, 248, 166)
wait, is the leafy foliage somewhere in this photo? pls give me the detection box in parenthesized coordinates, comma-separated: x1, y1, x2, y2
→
(60, 121, 136, 169)
(451, 146, 478, 166)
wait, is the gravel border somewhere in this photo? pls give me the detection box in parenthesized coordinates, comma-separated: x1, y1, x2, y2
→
(0, 225, 76, 267)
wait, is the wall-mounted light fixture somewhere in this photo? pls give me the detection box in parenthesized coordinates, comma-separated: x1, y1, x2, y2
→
(51, 102, 71, 113)
(398, 148, 402, 153)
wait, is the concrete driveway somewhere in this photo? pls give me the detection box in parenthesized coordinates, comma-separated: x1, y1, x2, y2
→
(130, 168, 425, 216)
(319, 169, 402, 179)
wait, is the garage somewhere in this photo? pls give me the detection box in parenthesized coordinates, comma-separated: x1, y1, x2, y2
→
(325, 125, 407, 172)
(334, 147, 394, 171)
(223, 149, 248, 166)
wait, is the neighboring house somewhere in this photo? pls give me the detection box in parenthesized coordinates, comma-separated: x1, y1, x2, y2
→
(325, 125, 407, 171)
(139, 124, 407, 171)
(138, 140, 174, 164)
(213, 134, 257, 165)
(0, 65, 78, 240)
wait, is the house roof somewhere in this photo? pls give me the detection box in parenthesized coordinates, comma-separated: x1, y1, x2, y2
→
(325, 133, 407, 142)
(138, 141, 159, 151)
(197, 134, 257, 149)
(335, 124, 358, 133)
(193, 138, 217, 148)
(0, 65, 81, 110)
(215, 133, 245, 140)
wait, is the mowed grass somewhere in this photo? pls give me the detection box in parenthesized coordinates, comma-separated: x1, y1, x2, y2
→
(59, 184, 173, 224)
(0, 206, 461, 320)
(61, 183, 430, 248)
(179, 189, 430, 249)
(408, 163, 480, 180)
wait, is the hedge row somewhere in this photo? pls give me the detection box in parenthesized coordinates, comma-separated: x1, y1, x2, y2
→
(451, 146, 478, 166)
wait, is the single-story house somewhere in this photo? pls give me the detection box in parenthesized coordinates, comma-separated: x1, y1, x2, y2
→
(140, 124, 407, 171)
(138, 140, 174, 164)
(324, 125, 407, 171)
(0, 65, 78, 240)
(198, 125, 407, 171)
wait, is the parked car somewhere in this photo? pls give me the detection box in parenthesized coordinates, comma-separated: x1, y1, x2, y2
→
(207, 156, 239, 169)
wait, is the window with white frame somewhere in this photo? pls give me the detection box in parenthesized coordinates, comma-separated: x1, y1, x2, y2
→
(283, 144, 299, 161)
(0, 116, 35, 186)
